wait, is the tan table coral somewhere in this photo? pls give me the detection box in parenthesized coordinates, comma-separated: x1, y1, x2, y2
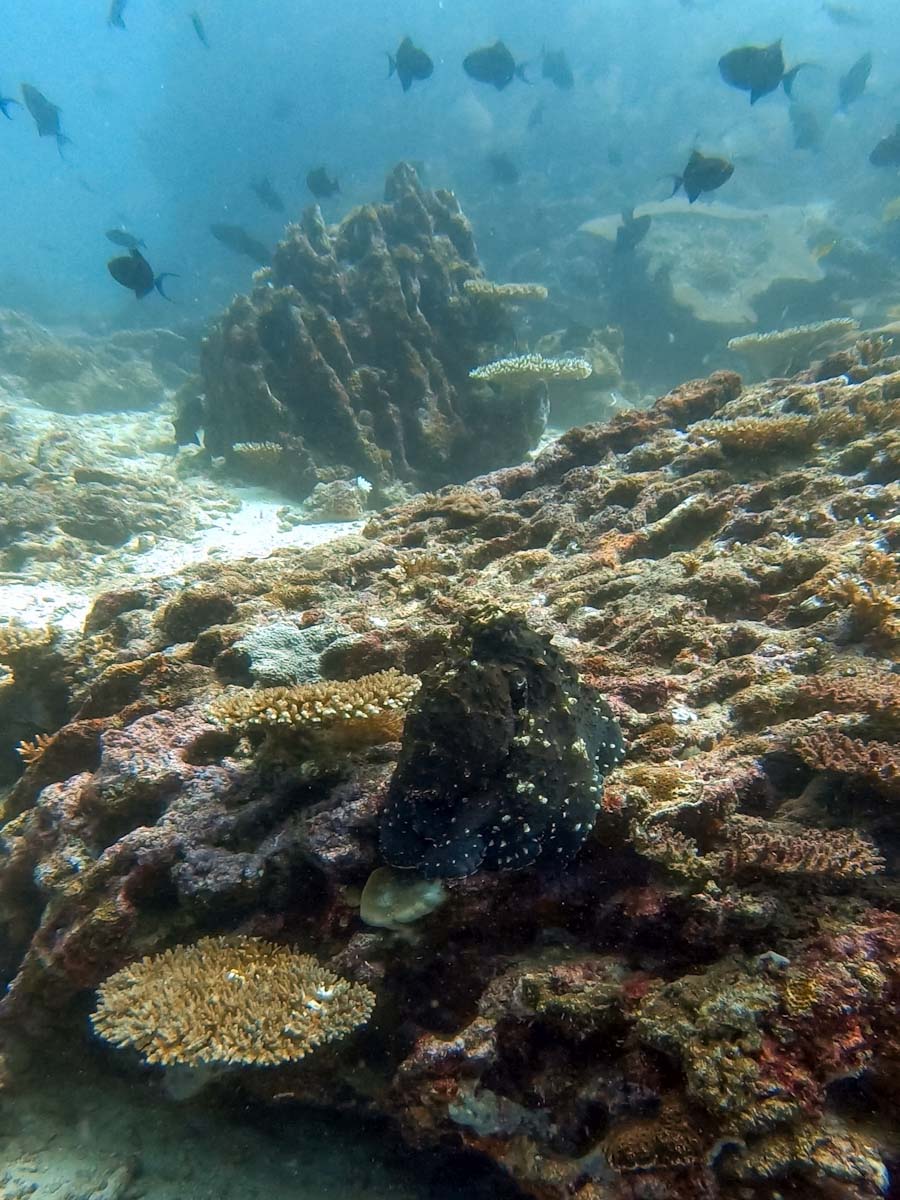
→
(727, 318, 859, 379)
(91, 935, 375, 1066)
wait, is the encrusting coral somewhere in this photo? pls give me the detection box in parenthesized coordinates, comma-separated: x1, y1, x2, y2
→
(91, 935, 375, 1066)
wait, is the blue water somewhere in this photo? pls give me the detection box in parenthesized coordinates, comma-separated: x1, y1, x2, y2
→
(2, 0, 898, 326)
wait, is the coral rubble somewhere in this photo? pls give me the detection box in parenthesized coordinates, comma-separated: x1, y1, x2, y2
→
(199, 163, 549, 503)
(1, 350, 899, 1200)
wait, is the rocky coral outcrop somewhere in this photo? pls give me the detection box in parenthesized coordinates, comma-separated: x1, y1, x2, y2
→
(1, 351, 899, 1200)
(199, 163, 549, 502)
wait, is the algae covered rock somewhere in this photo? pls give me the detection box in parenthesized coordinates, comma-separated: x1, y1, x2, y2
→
(199, 163, 546, 502)
(379, 613, 624, 877)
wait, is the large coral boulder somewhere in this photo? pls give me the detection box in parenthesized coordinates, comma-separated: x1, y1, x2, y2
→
(199, 163, 546, 501)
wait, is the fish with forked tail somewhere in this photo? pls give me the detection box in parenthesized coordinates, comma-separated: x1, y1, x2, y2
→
(388, 37, 433, 92)
(718, 41, 808, 105)
(671, 149, 734, 202)
(463, 41, 528, 90)
(210, 224, 270, 265)
(108, 248, 177, 299)
(21, 83, 70, 154)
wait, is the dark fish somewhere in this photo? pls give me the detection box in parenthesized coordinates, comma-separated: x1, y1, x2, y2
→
(838, 52, 872, 111)
(671, 149, 734, 203)
(210, 224, 270, 265)
(21, 83, 70, 153)
(527, 100, 545, 130)
(173, 392, 205, 447)
(870, 124, 900, 167)
(789, 104, 822, 151)
(306, 167, 340, 198)
(190, 11, 209, 48)
(251, 176, 285, 213)
(106, 228, 146, 249)
(541, 48, 574, 90)
(822, 2, 869, 25)
(0, 91, 19, 119)
(487, 152, 519, 184)
(107, 0, 127, 29)
(615, 208, 652, 252)
(718, 41, 806, 105)
(463, 41, 527, 90)
(388, 36, 433, 92)
(107, 248, 176, 300)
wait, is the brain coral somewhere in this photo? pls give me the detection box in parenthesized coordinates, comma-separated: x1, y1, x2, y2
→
(91, 935, 375, 1066)
(379, 613, 624, 878)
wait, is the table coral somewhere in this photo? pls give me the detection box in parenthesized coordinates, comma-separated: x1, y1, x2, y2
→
(91, 934, 375, 1066)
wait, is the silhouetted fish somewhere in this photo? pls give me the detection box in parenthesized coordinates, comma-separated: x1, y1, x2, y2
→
(718, 41, 806, 105)
(463, 41, 527, 90)
(822, 2, 869, 26)
(21, 84, 70, 153)
(190, 11, 209, 48)
(541, 48, 574, 90)
(870, 124, 900, 167)
(487, 152, 519, 184)
(388, 37, 433, 92)
(106, 228, 146, 249)
(671, 149, 733, 202)
(251, 176, 285, 213)
(789, 104, 822, 151)
(615, 208, 652, 252)
(838, 52, 872, 111)
(210, 223, 270, 265)
(306, 167, 340, 198)
(107, 248, 176, 299)
(107, 0, 127, 29)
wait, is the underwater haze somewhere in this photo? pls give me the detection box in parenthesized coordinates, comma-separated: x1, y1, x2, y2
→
(1, 2, 900, 1200)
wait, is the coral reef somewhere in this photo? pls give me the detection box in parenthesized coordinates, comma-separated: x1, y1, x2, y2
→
(199, 163, 549, 503)
(727, 318, 860, 380)
(462, 280, 549, 301)
(92, 934, 375, 1065)
(1, 351, 899, 1200)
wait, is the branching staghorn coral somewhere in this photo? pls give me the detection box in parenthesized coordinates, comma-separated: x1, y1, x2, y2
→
(727, 318, 859, 379)
(469, 353, 592, 384)
(462, 280, 549, 301)
(210, 668, 421, 750)
(17, 733, 55, 766)
(91, 935, 375, 1066)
